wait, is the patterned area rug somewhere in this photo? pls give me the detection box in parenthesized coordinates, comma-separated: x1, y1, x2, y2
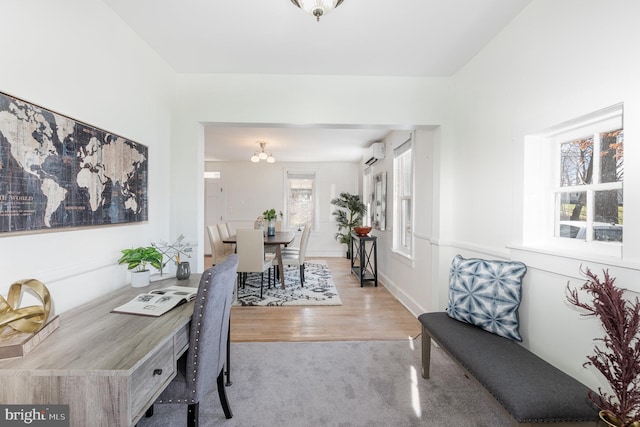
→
(233, 260, 342, 306)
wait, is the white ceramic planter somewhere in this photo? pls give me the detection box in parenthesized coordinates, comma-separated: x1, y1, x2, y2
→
(130, 270, 150, 288)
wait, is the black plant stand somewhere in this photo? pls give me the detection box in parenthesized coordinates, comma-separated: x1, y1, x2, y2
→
(350, 232, 378, 287)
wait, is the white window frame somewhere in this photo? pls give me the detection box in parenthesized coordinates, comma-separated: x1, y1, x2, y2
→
(392, 137, 414, 257)
(523, 104, 623, 258)
(283, 169, 319, 231)
(363, 166, 373, 227)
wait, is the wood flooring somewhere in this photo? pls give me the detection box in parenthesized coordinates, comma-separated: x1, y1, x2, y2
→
(205, 256, 421, 342)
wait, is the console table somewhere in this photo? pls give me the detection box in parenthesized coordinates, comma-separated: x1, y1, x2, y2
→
(350, 232, 378, 287)
(0, 275, 201, 427)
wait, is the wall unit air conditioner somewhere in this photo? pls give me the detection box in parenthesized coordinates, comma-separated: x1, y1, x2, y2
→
(363, 142, 385, 166)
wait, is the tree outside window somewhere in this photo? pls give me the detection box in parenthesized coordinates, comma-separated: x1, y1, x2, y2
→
(555, 118, 623, 242)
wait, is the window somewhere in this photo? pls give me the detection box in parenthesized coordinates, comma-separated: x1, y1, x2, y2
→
(285, 170, 316, 230)
(552, 107, 623, 243)
(363, 167, 372, 227)
(523, 104, 623, 257)
(393, 138, 413, 256)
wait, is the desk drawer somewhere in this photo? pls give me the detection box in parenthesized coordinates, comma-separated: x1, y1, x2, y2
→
(131, 344, 175, 418)
(174, 323, 190, 357)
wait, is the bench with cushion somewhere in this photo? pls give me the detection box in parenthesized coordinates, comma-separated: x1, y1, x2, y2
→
(419, 255, 599, 426)
(419, 312, 599, 426)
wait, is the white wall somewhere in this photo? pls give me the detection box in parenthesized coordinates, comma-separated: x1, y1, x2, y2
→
(447, 0, 640, 391)
(206, 160, 360, 257)
(363, 129, 441, 316)
(0, 0, 175, 314)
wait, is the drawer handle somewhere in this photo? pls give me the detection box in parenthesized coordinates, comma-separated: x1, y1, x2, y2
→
(153, 369, 163, 376)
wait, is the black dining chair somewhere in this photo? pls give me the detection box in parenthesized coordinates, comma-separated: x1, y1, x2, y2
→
(147, 254, 238, 426)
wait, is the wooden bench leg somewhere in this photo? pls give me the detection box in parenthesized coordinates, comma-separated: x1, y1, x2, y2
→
(421, 325, 431, 379)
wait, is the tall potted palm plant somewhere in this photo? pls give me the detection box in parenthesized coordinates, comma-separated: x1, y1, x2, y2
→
(331, 192, 366, 258)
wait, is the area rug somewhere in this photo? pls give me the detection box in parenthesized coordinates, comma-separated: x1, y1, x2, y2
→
(137, 339, 515, 427)
(233, 260, 342, 306)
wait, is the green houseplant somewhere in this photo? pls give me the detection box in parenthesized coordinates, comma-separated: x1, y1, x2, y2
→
(331, 192, 366, 258)
(566, 268, 640, 427)
(118, 246, 163, 287)
(262, 209, 281, 221)
(262, 209, 282, 236)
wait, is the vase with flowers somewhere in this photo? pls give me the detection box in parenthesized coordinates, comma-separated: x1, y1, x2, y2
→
(262, 209, 282, 236)
(566, 268, 640, 427)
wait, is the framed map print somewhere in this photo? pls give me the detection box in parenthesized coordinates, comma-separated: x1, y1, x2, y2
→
(0, 91, 148, 234)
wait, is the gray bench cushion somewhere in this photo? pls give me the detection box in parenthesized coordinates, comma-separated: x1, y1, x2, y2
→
(419, 312, 598, 423)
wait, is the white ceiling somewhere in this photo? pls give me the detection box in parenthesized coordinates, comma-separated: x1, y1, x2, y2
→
(103, 0, 531, 162)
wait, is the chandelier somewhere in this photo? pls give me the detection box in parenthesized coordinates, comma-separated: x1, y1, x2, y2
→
(290, 0, 344, 22)
(251, 141, 275, 163)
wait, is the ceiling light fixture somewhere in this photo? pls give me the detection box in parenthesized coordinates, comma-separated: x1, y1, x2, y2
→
(290, 0, 344, 22)
(251, 141, 275, 163)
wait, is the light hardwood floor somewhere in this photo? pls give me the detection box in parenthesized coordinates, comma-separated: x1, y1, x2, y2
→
(205, 256, 421, 342)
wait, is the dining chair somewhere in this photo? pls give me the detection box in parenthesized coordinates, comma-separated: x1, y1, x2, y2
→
(236, 229, 273, 299)
(207, 225, 230, 266)
(282, 223, 310, 255)
(273, 224, 310, 286)
(225, 222, 234, 239)
(150, 254, 239, 427)
(216, 223, 234, 254)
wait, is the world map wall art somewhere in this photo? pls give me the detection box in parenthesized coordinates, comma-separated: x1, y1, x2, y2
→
(0, 91, 148, 234)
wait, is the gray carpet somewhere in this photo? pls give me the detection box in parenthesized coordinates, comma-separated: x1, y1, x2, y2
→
(138, 339, 514, 426)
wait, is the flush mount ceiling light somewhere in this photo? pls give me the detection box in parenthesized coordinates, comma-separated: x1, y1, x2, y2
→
(290, 0, 344, 22)
(250, 141, 275, 163)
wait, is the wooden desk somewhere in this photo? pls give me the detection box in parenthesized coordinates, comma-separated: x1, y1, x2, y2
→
(0, 275, 201, 427)
(224, 231, 295, 289)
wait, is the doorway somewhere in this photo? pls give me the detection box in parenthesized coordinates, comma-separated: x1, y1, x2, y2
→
(204, 171, 225, 255)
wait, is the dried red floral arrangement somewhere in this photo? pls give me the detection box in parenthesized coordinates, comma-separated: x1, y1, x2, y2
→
(567, 268, 640, 426)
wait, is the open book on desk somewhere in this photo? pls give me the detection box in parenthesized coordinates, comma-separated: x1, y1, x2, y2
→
(112, 285, 198, 317)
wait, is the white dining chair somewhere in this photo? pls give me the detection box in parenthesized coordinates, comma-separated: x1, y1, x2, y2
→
(217, 223, 234, 254)
(207, 225, 230, 266)
(236, 229, 273, 298)
(282, 223, 310, 255)
(273, 224, 310, 286)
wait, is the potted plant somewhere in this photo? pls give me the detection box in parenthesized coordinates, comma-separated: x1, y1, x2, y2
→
(330, 192, 367, 258)
(262, 209, 282, 236)
(118, 246, 163, 287)
(566, 268, 640, 427)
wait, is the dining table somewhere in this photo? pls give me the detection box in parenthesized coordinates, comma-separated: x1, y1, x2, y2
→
(223, 230, 296, 289)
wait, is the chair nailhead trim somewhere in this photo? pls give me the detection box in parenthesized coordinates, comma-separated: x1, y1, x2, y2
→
(163, 274, 214, 404)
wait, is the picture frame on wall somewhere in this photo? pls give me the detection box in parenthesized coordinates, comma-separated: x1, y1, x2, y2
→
(373, 172, 386, 231)
(0, 91, 148, 235)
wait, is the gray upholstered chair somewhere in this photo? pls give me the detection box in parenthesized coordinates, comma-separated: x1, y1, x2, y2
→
(149, 254, 239, 426)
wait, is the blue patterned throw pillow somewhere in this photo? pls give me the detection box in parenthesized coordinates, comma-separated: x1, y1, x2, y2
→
(446, 255, 527, 341)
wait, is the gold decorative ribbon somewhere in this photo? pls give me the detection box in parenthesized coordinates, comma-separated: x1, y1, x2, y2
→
(0, 279, 51, 334)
